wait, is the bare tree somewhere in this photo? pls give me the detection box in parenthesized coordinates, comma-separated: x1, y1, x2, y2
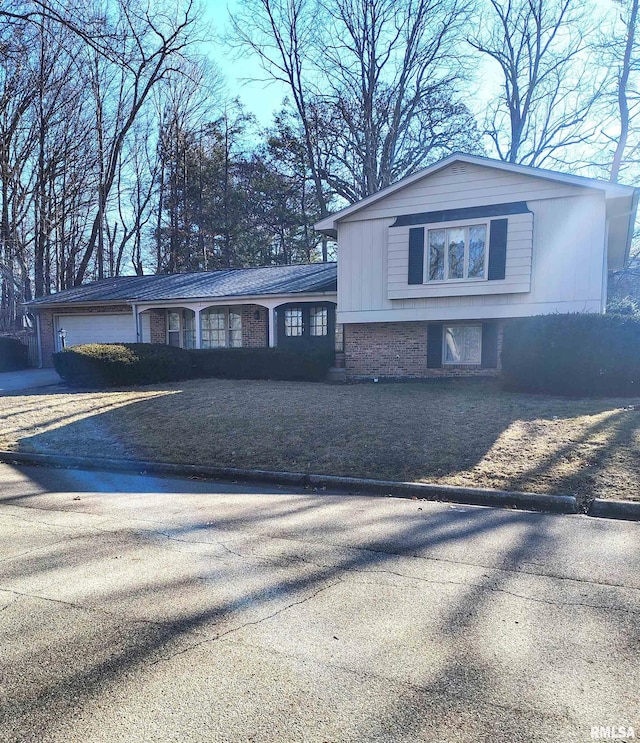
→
(73, 0, 200, 285)
(469, 0, 597, 167)
(230, 0, 478, 265)
(599, 0, 640, 183)
(229, 0, 331, 259)
(317, 0, 478, 199)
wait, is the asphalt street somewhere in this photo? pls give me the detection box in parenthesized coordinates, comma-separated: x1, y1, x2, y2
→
(0, 462, 638, 742)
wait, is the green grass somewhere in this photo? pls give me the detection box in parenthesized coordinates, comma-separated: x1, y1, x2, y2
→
(2, 378, 639, 504)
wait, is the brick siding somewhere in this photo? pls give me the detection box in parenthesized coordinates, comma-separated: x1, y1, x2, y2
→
(148, 310, 166, 344)
(344, 320, 506, 379)
(240, 304, 268, 347)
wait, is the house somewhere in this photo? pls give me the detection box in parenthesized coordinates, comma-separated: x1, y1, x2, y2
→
(27, 154, 638, 377)
(27, 263, 338, 367)
(315, 153, 638, 378)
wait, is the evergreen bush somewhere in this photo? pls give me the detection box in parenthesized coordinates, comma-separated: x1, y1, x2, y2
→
(0, 337, 28, 371)
(53, 343, 193, 387)
(190, 347, 335, 382)
(501, 314, 640, 396)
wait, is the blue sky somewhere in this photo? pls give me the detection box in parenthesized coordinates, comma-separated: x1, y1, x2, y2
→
(205, 1, 291, 126)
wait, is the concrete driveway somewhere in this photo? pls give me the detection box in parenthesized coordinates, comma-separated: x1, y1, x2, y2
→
(0, 462, 638, 743)
(0, 367, 61, 393)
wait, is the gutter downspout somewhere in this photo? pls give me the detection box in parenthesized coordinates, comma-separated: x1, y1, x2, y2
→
(132, 303, 139, 342)
(35, 313, 43, 368)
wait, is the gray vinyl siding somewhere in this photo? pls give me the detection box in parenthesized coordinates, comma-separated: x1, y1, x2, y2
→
(336, 162, 608, 324)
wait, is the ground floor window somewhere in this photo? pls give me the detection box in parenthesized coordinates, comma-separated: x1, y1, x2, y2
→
(283, 305, 331, 338)
(167, 310, 196, 349)
(444, 324, 482, 364)
(277, 302, 336, 350)
(284, 308, 304, 337)
(335, 322, 344, 352)
(201, 307, 242, 348)
(309, 306, 328, 336)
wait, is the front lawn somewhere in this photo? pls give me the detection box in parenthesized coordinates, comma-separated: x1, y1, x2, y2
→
(1, 378, 639, 504)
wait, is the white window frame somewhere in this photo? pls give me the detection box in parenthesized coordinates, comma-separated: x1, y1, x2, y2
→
(167, 309, 196, 349)
(309, 305, 328, 337)
(283, 307, 304, 337)
(200, 307, 243, 349)
(443, 324, 483, 365)
(423, 218, 489, 284)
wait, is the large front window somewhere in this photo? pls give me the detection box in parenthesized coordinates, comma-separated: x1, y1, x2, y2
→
(427, 223, 487, 282)
(444, 325, 482, 364)
(201, 308, 242, 348)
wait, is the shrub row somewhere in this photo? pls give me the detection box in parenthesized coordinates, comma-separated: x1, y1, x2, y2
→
(0, 337, 28, 371)
(53, 343, 193, 387)
(501, 313, 640, 397)
(53, 343, 335, 387)
(190, 347, 335, 382)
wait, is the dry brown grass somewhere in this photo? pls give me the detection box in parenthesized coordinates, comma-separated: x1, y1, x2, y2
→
(1, 378, 639, 502)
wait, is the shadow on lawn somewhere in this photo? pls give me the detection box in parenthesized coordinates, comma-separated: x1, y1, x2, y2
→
(1, 462, 638, 741)
(7, 379, 640, 501)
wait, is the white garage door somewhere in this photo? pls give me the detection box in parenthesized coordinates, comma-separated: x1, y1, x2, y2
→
(55, 314, 136, 350)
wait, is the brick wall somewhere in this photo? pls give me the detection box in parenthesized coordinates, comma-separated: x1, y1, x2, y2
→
(37, 305, 133, 367)
(148, 310, 166, 344)
(240, 304, 268, 347)
(344, 320, 506, 379)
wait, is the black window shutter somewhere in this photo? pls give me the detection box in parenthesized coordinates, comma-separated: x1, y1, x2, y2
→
(487, 219, 508, 280)
(408, 227, 425, 285)
(427, 323, 443, 368)
(481, 322, 499, 368)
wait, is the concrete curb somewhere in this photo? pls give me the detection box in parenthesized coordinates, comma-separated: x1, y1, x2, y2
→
(0, 449, 579, 515)
(587, 499, 640, 522)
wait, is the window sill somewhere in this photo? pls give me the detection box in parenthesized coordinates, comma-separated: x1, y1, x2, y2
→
(424, 278, 486, 285)
(442, 363, 482, 368)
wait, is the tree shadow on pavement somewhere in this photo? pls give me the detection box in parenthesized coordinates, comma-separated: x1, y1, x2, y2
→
(1, 462, 639, 742)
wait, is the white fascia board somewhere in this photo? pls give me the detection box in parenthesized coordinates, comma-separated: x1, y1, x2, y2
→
(314, 153, 638, 232)
(29, 292, 338, 312)
(606, 190, 640, 269)
(135, 291, 337, 311)
(26, 300, 133, 310)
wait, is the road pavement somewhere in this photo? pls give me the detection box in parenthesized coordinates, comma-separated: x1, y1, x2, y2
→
(0, 462, 638, 742)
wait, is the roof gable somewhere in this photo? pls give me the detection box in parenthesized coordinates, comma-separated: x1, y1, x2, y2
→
(315, 154, 637, 233)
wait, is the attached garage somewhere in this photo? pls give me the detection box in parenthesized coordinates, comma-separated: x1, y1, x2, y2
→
(54, 313, 137, 351)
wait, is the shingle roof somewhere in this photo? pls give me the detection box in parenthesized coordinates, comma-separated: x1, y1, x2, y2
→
(26, 263, 337, 307)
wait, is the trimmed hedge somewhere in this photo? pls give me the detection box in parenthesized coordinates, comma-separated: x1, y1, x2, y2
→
(52, 343, 335, 387)
(501, 314, 640, 396)
(53, 343, 193, 387)
(189, 347, 335, 382)
(0, 337, 28, 371)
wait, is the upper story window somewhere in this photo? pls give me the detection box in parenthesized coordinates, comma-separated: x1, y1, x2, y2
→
(426, 223, 487, 282)
(401, 209, 523, 290)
